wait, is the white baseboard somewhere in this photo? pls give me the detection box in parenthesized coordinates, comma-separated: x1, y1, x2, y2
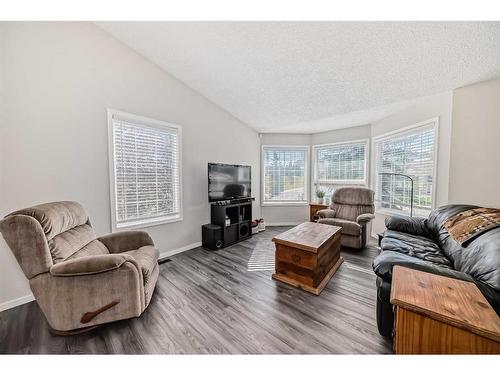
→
(0, 242, 202, 312)
(159, 241, 202, 260)
(266, 222, 303, 226)
(0, 293, 35, 312)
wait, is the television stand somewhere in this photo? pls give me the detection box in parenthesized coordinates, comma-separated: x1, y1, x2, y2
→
(209, 199, 253, 248)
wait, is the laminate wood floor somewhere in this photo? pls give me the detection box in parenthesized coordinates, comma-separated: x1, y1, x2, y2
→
(0, 226, 392, 354)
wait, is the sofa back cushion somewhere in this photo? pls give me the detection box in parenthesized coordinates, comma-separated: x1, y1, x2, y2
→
(427, 204, 500, 291)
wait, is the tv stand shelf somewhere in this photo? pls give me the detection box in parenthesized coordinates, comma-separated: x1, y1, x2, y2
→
(210, 200, 252, 248)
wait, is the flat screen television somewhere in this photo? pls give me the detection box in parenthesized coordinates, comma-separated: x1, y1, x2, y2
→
(208, 163, 251, 202)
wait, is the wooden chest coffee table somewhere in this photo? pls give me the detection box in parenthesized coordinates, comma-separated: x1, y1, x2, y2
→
(272, 222, 342, 295)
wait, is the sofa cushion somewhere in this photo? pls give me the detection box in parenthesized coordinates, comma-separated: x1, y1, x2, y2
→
(427, 204, 500, 290)
(427, 204, 480, 251)
(381, 230, 452, 268)
(385, 215, 430, 237)
(373, 250, 469, 282)
(317, 218, 361, 236)
(124, 246, 159, 285)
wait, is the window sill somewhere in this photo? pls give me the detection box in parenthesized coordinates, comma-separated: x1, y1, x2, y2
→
(262, 202, 309, 207)
(314, 180, 367, 186)
(375, 209, 404, 217)
(113, 215, 182, 232)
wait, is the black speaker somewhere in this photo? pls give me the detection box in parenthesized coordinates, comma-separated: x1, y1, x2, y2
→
(202, 224, 223, 250)
(239, 221, 250, 240)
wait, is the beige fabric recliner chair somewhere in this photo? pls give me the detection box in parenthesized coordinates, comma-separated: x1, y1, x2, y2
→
(0, 201, 159, 334)
(317, 187, 375, 249)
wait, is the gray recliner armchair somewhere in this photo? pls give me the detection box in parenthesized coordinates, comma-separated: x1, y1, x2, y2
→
(317, 187, 375, 249)
(0, 201, 159, 334)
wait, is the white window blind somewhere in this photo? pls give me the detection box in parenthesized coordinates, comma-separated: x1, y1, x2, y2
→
(110, 111, 182, 228)
(374, 120, 437, 217)
(262, 146, 308, 204)
(313, 140, 368, 196)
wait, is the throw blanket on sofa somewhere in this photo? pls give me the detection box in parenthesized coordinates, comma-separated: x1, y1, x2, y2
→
(444, 207, 500, 246)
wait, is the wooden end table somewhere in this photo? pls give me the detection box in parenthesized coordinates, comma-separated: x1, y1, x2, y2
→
(272, 222, 343, 295)
(391, 266, 500, 354)
(309, 203, 328, 222)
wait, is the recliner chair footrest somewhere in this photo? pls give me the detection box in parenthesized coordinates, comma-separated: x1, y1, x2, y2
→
(47, 323, 102, 336)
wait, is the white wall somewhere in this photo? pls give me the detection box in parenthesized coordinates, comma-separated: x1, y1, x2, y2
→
(0, 25, 28, 309)
(448, 78, 500, 208)
(370, 91, 453, 235)
(0, 23, 4, 201)
(310, 124, 371, 146)
(0, 22, 260, 310)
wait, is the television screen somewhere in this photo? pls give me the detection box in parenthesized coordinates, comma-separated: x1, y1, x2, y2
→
(208, 163, 251, 202)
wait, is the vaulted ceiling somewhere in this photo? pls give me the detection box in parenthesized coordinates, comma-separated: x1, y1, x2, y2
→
(98, 22, 500, 133)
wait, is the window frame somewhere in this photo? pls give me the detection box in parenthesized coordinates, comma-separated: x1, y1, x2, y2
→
(107, 109, 183, 231)
(312, 138, 370, 190)
(261, 145, 310, 207)
(371, 117, 439, 217)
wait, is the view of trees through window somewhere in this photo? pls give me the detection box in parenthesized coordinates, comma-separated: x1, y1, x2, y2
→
(375, 124, 436, 217)
(313, 141, 367, 197)
(263, 147, 307, 203)
(112, 116, 181, 227)
(262, 123, 435, 213)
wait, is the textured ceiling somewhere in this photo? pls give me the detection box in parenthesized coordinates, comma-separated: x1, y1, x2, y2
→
(98, 22, 500, 133)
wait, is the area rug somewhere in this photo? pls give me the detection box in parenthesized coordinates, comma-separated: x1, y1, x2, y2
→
(247, 239, 275, 271)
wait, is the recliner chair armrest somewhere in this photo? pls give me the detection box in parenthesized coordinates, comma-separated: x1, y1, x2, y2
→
(50, 254, 136, 276)
(37, 257, 145, 331)
(97, 231, 154, 253)
(372, 250, 473, 283)
(317, 208, 336, 219)
(357, 213, 375, 224)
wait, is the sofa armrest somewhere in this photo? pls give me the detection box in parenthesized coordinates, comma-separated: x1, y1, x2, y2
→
(317, 208, 336, 219)
(372, 250, 473, 283)
(357, 213, 375, 225)
(384, 215, 430, 237)
(97, 231, 154, 253)
(50, 254, 136, 277)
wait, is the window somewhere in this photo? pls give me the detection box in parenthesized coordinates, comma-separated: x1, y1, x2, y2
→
(312, 140, 368, 196)
(108, 110, 182, 229)
(373, 118, 438, 217)
(262, 146, 309, 205)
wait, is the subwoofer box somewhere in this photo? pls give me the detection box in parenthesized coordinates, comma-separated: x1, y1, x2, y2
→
(202, 224, 223, 250)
